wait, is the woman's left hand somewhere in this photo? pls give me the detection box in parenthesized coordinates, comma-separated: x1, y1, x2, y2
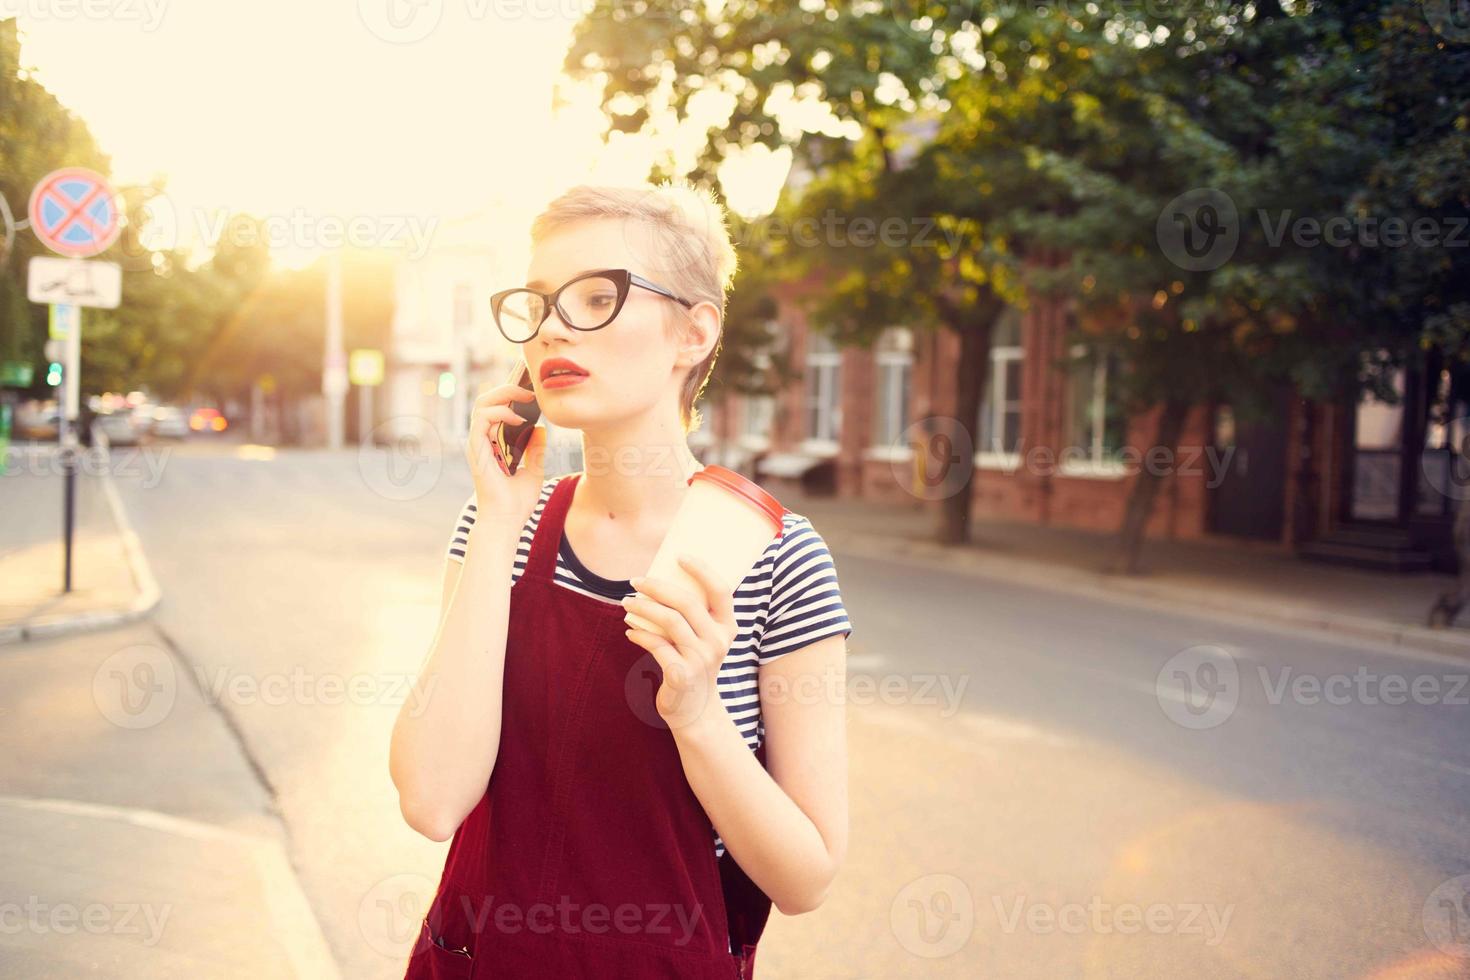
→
(622, 555, 738, 733)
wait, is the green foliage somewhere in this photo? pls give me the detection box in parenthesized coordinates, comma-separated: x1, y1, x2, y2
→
(0, 18, 110, 378)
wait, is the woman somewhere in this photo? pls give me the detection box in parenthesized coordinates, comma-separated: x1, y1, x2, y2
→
(389, 182, 853, 979)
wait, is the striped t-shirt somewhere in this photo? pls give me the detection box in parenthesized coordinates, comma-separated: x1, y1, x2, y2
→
(446, 474, 854, 859)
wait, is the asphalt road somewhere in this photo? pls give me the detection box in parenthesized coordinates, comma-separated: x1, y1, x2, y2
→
(112, 435, 1470, 979)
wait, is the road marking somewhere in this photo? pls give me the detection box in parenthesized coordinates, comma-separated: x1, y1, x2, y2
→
(956, 713, 1074, 747)
(844, 651, 886, 672)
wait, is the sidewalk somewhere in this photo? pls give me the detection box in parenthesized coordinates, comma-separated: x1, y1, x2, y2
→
(786, 488, 1470, 659)
(0, 443, 158, 645)
(0, 625, 340, 979)
(0, 446, 339, 978)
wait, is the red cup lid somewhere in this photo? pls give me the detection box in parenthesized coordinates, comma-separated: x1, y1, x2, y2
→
(688, 465, 786, 534)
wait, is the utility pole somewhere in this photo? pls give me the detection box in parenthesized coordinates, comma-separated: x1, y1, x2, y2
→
(323, 249, 346, 449)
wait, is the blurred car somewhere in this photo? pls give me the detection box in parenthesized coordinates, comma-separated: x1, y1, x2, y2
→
(94, 411, 142, 446)
(14, 403, 59, 440)
(130, 404, 157, 435)
(189, 407, 229, 433)
(150, 406, 189, 439)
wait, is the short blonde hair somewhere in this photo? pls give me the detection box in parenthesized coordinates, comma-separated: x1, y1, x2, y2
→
(528, 180, 738, 435)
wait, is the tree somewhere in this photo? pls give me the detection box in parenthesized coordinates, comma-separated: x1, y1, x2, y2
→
(1015, 0, 1386, 571)
(566, 1, 1083, 544)
(0, 17, 110, 389)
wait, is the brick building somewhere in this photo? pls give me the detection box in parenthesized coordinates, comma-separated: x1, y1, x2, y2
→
(694, 276, 1460, 573)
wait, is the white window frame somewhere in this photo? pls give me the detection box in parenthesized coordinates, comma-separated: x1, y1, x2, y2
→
(1060, 343, 1128, 479)
(972, 312, 1024, 472)
(866, 327, 915, 462)
(802, 332, 842, 455)
(739, 394, 775, 452)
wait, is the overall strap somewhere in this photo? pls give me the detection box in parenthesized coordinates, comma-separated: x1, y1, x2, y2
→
(523, 472, 579, 583)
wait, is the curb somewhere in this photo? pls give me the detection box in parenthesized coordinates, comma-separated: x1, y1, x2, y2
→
(0, 431, 161, 646)
(822, 526, 1470, 661)
(0, 795, 342, 980)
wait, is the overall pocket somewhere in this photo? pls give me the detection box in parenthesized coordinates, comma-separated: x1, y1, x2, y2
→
(412, 918, 473, 980)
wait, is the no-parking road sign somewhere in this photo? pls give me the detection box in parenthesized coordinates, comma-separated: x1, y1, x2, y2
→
(28, 167, 121, 258)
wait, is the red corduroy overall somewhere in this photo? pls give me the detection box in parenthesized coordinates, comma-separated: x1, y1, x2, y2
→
(403, 473, 772, 979)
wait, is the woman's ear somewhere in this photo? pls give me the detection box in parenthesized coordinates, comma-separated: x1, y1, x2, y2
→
(676, 301, 722, 368)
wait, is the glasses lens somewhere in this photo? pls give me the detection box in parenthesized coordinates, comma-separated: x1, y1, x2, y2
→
(496, 290, 545, 341)
(558, 275, 622, 330)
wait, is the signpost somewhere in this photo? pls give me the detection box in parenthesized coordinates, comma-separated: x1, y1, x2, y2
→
(27, 167, 123, 593)
(349, 348, 384, 445)
(28, 255, 122, 309)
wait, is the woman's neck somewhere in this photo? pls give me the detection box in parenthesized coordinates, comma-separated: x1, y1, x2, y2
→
(573, 436, 704, 529)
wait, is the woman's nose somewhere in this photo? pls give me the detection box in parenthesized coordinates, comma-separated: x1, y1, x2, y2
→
(538, 305, 577, 340)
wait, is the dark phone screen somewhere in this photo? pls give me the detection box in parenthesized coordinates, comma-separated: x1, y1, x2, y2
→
(498, 361, 542, 474)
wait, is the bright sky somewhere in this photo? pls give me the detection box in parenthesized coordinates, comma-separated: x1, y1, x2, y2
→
(13, 0, 822, 269)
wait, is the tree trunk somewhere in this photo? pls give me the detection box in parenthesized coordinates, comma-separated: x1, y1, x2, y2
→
(1428, 437, 1470, 627)
(1108, 397, 1190, 574)
(933, 294, 1000, 546)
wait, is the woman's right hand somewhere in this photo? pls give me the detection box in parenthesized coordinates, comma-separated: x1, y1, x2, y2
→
(466, 381, 546, 528)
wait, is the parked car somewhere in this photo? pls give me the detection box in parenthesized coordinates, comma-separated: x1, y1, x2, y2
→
(150, 406, 189, 439)
(130, 404, 157, 436)
(14, 403, 59, 440)
(189, 407, 229, 433)
(94, 411, 142, 446)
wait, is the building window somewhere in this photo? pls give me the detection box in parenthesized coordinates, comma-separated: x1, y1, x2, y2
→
(1063, 343, 1128, 472)
(742, 394, 775, 446)
(976, 309, 1023, 462)
(804, 331, 842, 446)
(874, 327, 914, 450)
(1352, 364, 1405, 521)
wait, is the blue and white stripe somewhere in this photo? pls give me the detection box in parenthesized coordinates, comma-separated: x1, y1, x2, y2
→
(446, 476, 854, 859)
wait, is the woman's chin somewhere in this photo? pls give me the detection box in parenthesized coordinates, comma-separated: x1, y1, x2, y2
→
(538, 400, 601, 431)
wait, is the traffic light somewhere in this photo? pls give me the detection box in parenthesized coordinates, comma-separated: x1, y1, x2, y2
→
(46, 361, 62, 386)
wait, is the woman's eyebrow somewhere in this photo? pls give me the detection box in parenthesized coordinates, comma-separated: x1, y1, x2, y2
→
(526, 269, 602, 290)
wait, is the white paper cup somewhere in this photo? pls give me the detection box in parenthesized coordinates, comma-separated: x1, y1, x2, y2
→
(624, 466, 787, 640)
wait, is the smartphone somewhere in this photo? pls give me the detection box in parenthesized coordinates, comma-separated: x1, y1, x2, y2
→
(493, 359, 541, 477)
